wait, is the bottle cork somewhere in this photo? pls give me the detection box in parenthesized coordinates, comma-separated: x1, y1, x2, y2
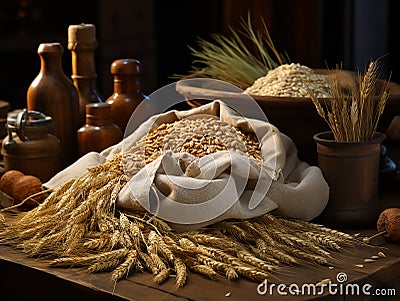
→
(68, 24, 98, 49)
(38, 42, 64, 54)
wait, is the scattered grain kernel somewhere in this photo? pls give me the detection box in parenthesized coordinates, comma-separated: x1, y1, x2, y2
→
(378, 252, 386, 258)
(355, 264, 364, 268)
(364, 258, 375, 263)
(225, 292, 231, 297)
(316, 278, 331, 286)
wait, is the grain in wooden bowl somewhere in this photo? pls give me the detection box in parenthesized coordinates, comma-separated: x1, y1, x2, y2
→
(177, 68, 400, 165)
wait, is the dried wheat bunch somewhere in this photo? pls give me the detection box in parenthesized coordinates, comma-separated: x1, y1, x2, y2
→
(172, 13, 288, 89)
(310, 59, 391, 142)
(0, 117, 360, 288)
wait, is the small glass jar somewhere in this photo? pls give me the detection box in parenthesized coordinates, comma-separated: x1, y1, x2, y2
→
(1, 109, 62, 182)
(77, 103, 123, 157)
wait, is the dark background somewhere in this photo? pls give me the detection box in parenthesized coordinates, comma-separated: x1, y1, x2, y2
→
(0, 0, 398, 111)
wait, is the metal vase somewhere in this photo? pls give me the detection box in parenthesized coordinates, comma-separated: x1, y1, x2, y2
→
(313, 131, 385, 228)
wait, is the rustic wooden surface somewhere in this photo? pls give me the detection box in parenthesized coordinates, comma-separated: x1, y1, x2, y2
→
(0, 232, 399, 301)
(0, 145, 399, 301)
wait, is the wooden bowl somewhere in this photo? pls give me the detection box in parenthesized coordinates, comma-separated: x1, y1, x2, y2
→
(176, 71, 400, 165)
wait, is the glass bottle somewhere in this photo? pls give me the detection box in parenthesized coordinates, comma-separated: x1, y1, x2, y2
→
(27, 42, 80, 167)
(106, 58, 145, 133)
(68, 23, 104, 123)
(77, 103, 122, 157)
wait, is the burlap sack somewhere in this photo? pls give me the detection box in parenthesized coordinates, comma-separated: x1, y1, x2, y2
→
(45, 100, 329, 232)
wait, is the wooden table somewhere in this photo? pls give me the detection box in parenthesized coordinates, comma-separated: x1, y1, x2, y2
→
(1, 142, 400, 301)
(0, 231, 400, 301)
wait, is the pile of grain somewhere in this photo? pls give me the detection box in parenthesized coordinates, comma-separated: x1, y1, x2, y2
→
(245, 63, 331, 98)
(0, 117, 358, 288)
(122, 117, 262, 177)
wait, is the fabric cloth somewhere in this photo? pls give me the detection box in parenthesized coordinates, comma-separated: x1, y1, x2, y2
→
(45, 100, 329, 232)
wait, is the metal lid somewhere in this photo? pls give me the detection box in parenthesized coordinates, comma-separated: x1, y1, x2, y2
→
(7, 109, 54, 141)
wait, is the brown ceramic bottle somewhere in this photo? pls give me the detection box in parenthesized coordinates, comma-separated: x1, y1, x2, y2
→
(106, 59, 145, 133)
(77, 103, 122, 157)
(27, 42, 80, 167)
(68, 24, 104, 123)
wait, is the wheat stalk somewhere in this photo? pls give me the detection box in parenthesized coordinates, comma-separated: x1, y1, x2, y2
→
(188, 264, 217, 279)
(174, 257, 187, 288)
(111, 250, 138, 282)
(83, 236, 113, 251)
(171, 13, 287, 89)
(310, 59, 390, 142)
(49, 248, 129, 267)
(138, 250, 159, 275)
(153, 268, 170, 285)
(88, 258, 122, 273)
(196, 254, 238, 281)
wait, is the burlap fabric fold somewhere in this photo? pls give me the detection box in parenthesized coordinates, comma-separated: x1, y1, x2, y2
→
(45, 100, 329, 231)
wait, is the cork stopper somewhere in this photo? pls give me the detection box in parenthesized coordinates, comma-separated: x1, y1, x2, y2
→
(68, 24, 98, 49)
(37, 43, 64, 54)
(110, 59, 142, 75)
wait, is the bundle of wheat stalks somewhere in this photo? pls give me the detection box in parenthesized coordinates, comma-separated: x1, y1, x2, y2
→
(310, 60, 390, 142)
(0, 118, 357, 289)
(173, 13, 288, 90)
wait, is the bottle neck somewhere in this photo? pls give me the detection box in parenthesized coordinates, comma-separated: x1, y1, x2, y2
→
(113, 76, 142, 96)
(69, 42, 103, 97)
(73, 78, 104, 102)
(39, 52, 64, 74)
(86, 115, 113, 126)
(68, 43, 104, 116)
(70, 49, 97, 77)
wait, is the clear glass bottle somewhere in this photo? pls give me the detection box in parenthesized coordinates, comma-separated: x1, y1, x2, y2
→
(27, 42, 80, 167)
(68, 23, 104, 123)
(77, 103, 122, 157)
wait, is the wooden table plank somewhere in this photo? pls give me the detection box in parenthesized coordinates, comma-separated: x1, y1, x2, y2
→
(1, 235, 399, 301)
(0, 245, 187, 301)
